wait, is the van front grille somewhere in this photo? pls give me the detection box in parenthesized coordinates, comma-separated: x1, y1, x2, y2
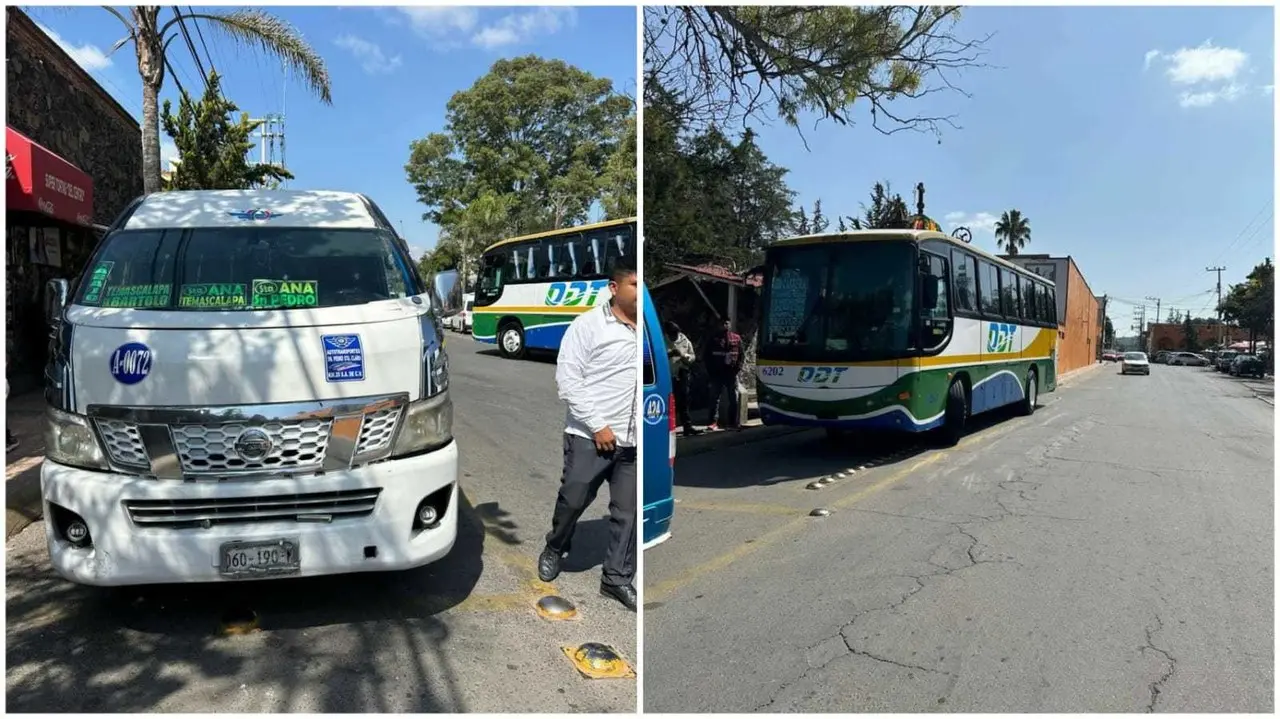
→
(172, 419, 333, 473)
(123, 488, 382, 529)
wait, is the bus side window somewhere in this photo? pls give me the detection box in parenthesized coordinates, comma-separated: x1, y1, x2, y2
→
(1023, 279, 1038, 325)
(920, 252, 951, 349)
(978, 261, 1000, 316)
(950, 249, 976, 312)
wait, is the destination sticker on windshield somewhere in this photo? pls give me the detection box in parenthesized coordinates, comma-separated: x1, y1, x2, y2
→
(102, 284, 170, 308)
(322, 334, 365, 382)
(180, 283, 247, 308)
(81, 261, 114, 304)
(252, 279, 318, 309)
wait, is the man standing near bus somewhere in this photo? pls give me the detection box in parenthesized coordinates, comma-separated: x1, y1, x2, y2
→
(537, 261, 639, 611)
(704, 317, 743, 431)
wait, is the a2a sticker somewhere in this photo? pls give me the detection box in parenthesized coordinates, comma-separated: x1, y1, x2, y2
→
(322, 334, 364, 382)
(643, 394, 666, 425)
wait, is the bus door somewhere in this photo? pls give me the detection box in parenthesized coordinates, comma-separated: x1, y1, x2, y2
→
(641, 285, 675, 549)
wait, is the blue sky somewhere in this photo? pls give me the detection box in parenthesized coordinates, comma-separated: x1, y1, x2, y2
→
(28, 5, 637, 260)
(745, 5, 1274, 335)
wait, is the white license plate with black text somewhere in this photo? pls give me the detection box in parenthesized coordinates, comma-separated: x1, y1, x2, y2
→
(219, 538, 300, 578)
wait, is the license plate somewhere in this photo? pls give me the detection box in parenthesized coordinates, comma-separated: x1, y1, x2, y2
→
(219, 538, 301, 579)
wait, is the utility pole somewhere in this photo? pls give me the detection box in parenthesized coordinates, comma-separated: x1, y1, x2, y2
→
(1145, 296, 1161, 331)
(1099, 294, 1109, 360)
(250, 113, 287, 185)
(1206, 266, 1226, 349)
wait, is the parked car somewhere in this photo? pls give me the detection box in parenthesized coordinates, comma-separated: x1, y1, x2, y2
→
(1120, 351, 1150, 375)
(1169, 352, 1209, 366)
(1215, 351, 1239, 372)
(1102, 351, 1120, 362)
(1153, 351, 1171, 364)
(1229, 354, 1267, 378)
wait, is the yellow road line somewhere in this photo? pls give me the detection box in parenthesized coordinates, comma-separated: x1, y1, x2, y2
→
(645, 423, 1020, 604)
(675, 501, 798, 516)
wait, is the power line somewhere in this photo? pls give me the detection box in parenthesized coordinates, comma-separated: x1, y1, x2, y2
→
(172, 7, 210, 94)
(187, 6, 217, 75)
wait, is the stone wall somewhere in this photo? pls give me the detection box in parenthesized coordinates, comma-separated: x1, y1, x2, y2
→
(6, 7, 142, 224)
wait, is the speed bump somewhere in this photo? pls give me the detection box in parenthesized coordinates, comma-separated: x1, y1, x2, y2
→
(561, 642, 635, 679)
(534, 595, 579, 621)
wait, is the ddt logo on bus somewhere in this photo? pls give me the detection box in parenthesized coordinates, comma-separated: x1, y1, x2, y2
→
(987, 323, 1017, 354)
(545, 280, 608, 307)
(797, 366, 850, 385)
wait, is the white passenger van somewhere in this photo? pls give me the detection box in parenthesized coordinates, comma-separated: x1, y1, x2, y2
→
(41, 189, 458, 586)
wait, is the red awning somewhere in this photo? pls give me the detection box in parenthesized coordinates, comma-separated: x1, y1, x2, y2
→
(6, 126, 94, 227)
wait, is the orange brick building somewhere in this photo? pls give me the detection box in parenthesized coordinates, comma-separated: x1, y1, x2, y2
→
(1146, 321, 1250, 352)
(1003, 254, 1100, 376)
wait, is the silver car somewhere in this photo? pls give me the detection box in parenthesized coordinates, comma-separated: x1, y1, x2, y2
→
(1121, 351, 1151, 375)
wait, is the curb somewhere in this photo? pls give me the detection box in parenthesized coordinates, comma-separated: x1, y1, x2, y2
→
(677, 425, 808, 458)
(5, 454, 44, 540)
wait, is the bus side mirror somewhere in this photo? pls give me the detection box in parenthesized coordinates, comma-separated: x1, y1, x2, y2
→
(921, 277, 939, 311)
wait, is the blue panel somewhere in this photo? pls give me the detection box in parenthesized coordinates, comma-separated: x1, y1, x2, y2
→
(641, 285, 675, 548)
(759, 405, 945, 433)
(523, 322, 571, 351)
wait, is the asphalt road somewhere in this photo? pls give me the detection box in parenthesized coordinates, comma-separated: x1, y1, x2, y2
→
(5, 334, 636, 713)
(644, 363, 1273, 712)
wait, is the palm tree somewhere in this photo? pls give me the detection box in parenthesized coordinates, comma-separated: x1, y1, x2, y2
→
(994, 209, 1031, 256)
(102, 7, 332, 194)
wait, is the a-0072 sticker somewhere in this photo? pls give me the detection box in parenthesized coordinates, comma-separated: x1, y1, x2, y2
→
(643, 393, 666, 425)
(109, 341, 153, 385)
(322, 334, 365, 382)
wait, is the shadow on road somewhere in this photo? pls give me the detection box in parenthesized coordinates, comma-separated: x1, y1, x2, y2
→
(475, 348, 558, 365)
(673, 410, 1013, 491)
(4, 492, 500, 713)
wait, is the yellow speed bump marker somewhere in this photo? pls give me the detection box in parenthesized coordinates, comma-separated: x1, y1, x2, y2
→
(562, 643, 635, 679)
(534, 595, 579, 621)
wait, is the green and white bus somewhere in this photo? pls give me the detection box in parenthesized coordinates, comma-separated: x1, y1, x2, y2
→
(756, 229, 1059, 443)
(473, 217, 636, 359)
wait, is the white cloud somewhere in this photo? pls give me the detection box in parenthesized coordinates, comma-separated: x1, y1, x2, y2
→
(35, 22, 112, 72)
(335, 35, 402, 75)
(470, 7, 577, 50)
(944, 211, 999, 235)
(391, 6, 575, 51)
(1144, 41, 1263, 109)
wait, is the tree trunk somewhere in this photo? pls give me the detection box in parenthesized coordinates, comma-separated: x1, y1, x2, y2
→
(141, 78, 162, 194)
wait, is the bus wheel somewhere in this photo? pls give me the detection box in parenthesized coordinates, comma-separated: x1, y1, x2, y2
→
(938, 380, 968, 447)
(1019, 369, 1038, 417)
(498, 321, 527, 360)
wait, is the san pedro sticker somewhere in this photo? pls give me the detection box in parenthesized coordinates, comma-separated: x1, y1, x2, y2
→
(252, 279, 318, 309)
(322, 334, 365, 383)
(180, 283, 247, 308)
(109, 342, 153, 385)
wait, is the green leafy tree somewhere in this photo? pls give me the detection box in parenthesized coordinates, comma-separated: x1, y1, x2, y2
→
(643, 88, 795, 282)
(1182, 315, 1200, 351)
(405, 56, 632, 239)
(102, 7, 331, 194)
(160, 71, 291, 190)
(848, 181, 911, 229)
(600, 113, 638, 219)
(644, 6, 989, 137)
(994, 209, 1031, 256)
(1220, 258, 1274, 352)
(1103, 316, 1115, 347)
(418, 238, 463, 276)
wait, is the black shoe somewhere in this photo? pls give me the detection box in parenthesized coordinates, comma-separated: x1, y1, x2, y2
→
(599, 582, 637, 611)
(5, 435, 17, 453)
(537, 546, 563, 582)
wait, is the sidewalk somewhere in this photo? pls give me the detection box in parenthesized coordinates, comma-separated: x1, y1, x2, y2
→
(6, 391, 48, 539)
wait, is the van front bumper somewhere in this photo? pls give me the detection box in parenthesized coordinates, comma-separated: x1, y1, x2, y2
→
(40, 441, 459, 587)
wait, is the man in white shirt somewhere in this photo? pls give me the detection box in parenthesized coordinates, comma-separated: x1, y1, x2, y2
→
(537, 261, 639, 611)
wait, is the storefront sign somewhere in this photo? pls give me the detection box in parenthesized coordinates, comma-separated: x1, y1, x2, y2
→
(180, 283, 248, 308)
(252, 279, 319, 308)
(6, 127, 95, 227)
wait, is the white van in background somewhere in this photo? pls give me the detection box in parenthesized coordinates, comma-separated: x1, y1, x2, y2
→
(41, 189, 458, 586)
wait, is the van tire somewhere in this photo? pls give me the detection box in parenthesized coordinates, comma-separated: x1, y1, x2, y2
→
(938, 380, 968, 447)
(1019, 368, 1038, 417)
(497, 321, 527, 360)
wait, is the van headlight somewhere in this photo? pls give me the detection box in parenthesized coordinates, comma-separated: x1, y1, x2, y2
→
(391, 391, 453, 456)
(426, 344, 449, 397)
(44, 407, 109, 470)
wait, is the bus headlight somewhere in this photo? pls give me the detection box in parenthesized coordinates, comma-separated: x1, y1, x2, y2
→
(44, 406, 109, 471)
(391, 391, 453, 457)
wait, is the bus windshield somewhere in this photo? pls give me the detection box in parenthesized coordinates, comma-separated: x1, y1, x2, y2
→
(760, 240, 917, 363)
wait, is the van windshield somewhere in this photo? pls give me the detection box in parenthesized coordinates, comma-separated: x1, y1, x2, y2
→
(73, 227, 420, 310)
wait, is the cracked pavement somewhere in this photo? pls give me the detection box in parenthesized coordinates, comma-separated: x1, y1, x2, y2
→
(644, 364, 1272, 712)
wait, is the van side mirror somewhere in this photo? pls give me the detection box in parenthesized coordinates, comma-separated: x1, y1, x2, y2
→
(45, 279, 69, 325)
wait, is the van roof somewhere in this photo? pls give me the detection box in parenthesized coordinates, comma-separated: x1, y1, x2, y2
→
(120, 189, 385, 231)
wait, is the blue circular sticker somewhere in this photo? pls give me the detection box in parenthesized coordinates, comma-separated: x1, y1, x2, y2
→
(643, 394, 666, 425)
(109, 342, 153, 385)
